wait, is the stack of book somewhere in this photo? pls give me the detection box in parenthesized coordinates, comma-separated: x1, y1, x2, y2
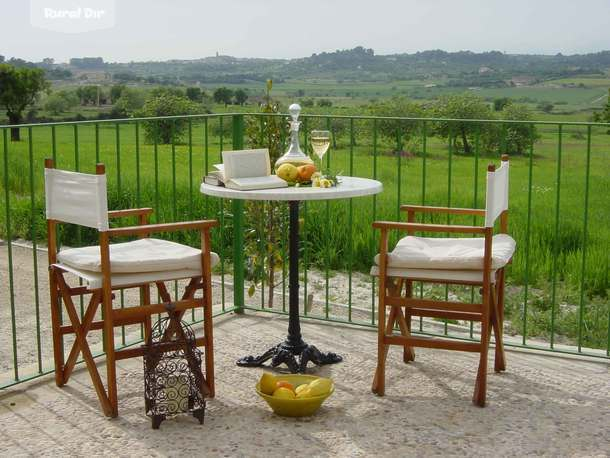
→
(203, 148, 288, 191)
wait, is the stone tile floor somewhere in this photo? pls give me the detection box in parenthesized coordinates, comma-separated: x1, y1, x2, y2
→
(0, 312, 608, 457)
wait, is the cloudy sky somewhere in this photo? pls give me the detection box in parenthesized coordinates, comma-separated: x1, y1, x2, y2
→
(2, 0, 609, 63)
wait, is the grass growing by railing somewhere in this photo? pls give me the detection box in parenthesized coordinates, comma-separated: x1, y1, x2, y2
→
(1, 114, 609, 351)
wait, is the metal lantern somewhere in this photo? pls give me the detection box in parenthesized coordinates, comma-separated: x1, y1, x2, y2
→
(275, 103, 314, 168)
(142, 308, 207, 429)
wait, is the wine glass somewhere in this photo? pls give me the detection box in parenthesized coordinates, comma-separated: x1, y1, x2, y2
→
(310, 130, 331, 169)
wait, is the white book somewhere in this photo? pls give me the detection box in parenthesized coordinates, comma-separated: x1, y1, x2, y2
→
(220, 149, 288, 191)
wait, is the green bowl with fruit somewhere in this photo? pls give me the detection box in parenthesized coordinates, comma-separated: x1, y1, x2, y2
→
(256, 373, 334, 417)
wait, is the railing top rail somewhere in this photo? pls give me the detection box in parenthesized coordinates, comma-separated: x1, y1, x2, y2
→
(1, 112, 609, 129)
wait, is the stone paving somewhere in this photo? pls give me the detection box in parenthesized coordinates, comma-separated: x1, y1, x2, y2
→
(0, 311, 608, 457)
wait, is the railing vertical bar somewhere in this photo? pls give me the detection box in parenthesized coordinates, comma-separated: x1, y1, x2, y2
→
(522, 124, 535, 345)
(115, 123, 121, 194)
(27, 127, 42, 373)
(154, 122, 160, 222)
(470, 126, 480, 338)
(419, 121, 427, 331)
(396, 128, 402, 223)
(550, 124, 562, 348)
(135, 122, 141, 207)
(348, 117, 354, 321)
(577, 126, 592, 352)
(188, 119, 194, 219)
(171, 121, 178, 299)
(204, 118, 209, 219)
(444, 133, 453, 335)
(371, 118, 378, 325)
(74, 124, 84, 318)
(325, 117, 332, 319)
(3, 129, 19, 380)
(94, 123, 100, 163)
(219, 117, 226, 310)
(302, 118, 308, 315)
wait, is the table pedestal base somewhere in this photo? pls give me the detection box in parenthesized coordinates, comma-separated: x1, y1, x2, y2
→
(236, 340, 342, 373)
(235, 200, 343, 373)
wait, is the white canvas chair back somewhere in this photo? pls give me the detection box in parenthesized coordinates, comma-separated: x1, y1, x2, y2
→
(45, 168, 109, 231)
(484, 158, 509, 228)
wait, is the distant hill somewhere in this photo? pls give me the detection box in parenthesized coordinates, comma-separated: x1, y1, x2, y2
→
(6, 47, 610, 87)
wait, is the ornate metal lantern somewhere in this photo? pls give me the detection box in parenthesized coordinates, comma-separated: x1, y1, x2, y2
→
(142, 307, 207, 429)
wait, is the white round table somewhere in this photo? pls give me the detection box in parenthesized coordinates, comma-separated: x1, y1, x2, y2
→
(200, 176, 383, 371)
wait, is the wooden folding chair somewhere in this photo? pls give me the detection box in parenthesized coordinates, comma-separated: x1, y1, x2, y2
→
(45, 159, 219, 417)
(371, 155, 514, 407)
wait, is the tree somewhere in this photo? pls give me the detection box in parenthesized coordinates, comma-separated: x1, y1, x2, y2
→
(213, 87, 233, 106)
(234, 89, 248, 106)
(111, 88, 145, 117)
(244, 80, 288, 308)
(0, 64, 49, 140)
(497, 103, 539, 155)
(137, 93, 199, 143)
(432, 93, 493, 154)
(110, 84, 126, 103)
(493, 97, 511, 111)
(76, 85, 99, 105)
(370, 96, 424, 151)
(44, 90, 78, 115)
(185, 87, 204, 102)
(317, 98, 333, 107)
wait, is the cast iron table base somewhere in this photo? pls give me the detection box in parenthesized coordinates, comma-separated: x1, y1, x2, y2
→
(236, 201, 343, 373)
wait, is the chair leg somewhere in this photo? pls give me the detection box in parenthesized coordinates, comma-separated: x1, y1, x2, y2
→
(49, 270, 65, 387)
(372, 279, 390, 396)
(402, 280, 415, 362)
(491, 285, 506, 372)
(473, 287, 491, 407)
(102, 286, 118, 418)
(141, 285, 152, 342)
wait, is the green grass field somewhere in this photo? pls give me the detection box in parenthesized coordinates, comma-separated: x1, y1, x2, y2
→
(1, 115, 609, 349)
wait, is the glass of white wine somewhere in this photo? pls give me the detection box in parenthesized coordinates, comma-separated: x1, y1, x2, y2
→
(310, 130, 331, 169)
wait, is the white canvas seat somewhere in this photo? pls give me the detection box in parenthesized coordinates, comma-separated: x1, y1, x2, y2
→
(58, 237, 220, 273)
(371, 233, 515, 281)
(370, 266, 497, 284)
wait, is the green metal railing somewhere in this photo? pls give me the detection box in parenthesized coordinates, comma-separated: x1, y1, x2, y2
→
(1, 112, 608, 389)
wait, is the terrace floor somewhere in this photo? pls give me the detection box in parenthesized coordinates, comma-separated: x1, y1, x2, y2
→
(0, 310, 608, 457)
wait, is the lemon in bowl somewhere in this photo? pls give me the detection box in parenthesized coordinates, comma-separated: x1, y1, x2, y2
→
(256, 373, 334, 417)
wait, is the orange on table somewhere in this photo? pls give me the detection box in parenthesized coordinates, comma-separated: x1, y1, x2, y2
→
(275, 380, 295, 393)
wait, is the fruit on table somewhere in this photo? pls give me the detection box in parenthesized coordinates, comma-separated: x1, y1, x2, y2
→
(260, 372, 277, 395)
(273, 387, 296, 399)
(295, 387, 312, 399)
(297, 164, 316, 182)
(307, 378, 333, 396)
(275, 380, 295, 393)
(276, 163, 299, 182)
(295, 384, 309, 396)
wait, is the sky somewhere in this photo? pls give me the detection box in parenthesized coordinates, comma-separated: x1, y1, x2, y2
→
(1, 0, 609, 63)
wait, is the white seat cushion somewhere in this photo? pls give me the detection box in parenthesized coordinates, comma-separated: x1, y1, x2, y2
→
(369, 266, 496, 284)
(55, 264, 209, 290)
(373, 233, 515, 271)
(58, 238, 219, 273)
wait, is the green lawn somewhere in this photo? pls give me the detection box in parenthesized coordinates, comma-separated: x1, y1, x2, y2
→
(1, 115, 609, 349)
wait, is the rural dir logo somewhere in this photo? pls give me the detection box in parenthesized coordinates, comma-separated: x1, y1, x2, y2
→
(30, 0, 115, 33)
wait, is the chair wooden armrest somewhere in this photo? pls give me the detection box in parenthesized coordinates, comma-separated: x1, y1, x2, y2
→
(107, 220, 219, 238)
(372, 221, 487, 234)
(108, 208, 154, 219)
(400, 205, 486, 217)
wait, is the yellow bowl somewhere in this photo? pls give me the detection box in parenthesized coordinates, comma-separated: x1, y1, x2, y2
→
(256, 374, 334, 417)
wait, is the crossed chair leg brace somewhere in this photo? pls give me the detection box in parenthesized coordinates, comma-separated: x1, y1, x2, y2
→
(49, 269, 215, 418)
(372, 272, 506, 407)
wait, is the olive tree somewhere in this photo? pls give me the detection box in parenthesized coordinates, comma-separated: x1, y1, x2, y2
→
(0, 64, 49, 140)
